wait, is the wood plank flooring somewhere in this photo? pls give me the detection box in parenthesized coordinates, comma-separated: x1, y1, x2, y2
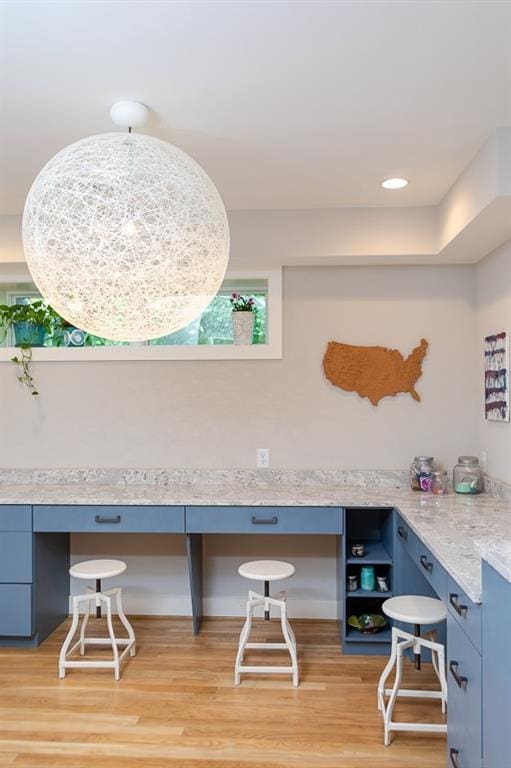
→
(0, 617, 446, 767)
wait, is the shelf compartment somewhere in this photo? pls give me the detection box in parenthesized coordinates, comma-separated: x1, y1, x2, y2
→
(346, 589, 393, 598)
(345, 626, 392, 643)
(346, 539, 392, 564)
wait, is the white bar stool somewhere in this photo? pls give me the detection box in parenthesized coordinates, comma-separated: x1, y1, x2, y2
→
(235, 559, 299, 687)
(377, 595, 448, 745)
(58, 559, 136, 680)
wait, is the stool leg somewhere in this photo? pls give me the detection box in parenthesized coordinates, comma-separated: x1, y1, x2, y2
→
(96, 578, 102, 619)
(264, 580, 270, 621)
(414, 623, 421, 671)
(234, 598, 254, 685)
(104, 596, 120, 681)
(115, 588, 136, 657)
(280, 603, 298, 687)
(384, 642, 405, 746)
(59, 596, 80, 679)
(79, 606, 89, 656)
(434, 642, 448, 714)
(377, 626, 398, 711)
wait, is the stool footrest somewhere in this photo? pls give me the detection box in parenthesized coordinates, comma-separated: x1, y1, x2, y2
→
(237, 665, 295, 675)
(387, 722, 447, 734)
(78, 637, 133, 646)
(245, 642, 289, 650)
(383, 688, 444, 700)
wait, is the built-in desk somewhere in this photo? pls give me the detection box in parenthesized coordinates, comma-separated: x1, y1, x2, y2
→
(1, 503, 348, 642)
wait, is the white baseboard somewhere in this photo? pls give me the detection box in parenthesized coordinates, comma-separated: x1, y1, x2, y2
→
(68, 595, 339, 620)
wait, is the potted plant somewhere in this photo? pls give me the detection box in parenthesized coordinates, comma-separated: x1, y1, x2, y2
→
(0, 300, 57, 347)
(229, 293, 255, 345)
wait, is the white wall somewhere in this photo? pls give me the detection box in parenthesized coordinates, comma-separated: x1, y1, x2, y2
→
(1, 264, 477, 471)
(475, 241, 511, 483)
(70, 532, 338, 619)
(1, 263, 480, 619)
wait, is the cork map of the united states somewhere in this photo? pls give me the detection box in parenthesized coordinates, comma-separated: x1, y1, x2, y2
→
(323, 338, 428, 406)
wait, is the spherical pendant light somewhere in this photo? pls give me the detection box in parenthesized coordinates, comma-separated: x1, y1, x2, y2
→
(22, 105, 230, 341)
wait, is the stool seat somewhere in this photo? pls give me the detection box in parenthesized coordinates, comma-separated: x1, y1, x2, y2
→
(382, 595, 447, 625)
(69, 559, 127, 580)
(238, 560, 295, 582)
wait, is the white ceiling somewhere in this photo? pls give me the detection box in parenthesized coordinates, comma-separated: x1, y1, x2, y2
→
(1, 0, 510, 214)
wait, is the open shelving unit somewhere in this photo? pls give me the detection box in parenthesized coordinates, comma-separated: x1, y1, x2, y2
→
(341, 507, 394, 655)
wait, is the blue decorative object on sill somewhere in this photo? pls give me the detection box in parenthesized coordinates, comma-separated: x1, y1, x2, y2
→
(13, 322, 45, 347)
(361, 566, 376, 591)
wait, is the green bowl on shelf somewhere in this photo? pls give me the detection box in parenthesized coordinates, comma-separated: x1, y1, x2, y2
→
(347, 613, 388, 634)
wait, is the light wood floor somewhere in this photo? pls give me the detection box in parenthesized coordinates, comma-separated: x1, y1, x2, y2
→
(0, 617, 446, 768)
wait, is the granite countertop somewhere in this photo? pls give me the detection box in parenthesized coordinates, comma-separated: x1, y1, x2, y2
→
(1, 477, 510, 603)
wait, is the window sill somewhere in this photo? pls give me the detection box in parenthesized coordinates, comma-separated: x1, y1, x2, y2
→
(0, 342, 282, 362)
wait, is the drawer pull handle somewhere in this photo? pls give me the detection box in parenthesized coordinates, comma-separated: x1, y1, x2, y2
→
(94, 514, 121, 524)
(449, 660, 468, 690)
(449, 593, 468, 617)
(449, 748, 461, 768)
(420, 554, 433, 573)
(251, 515, 278, 525)
(397, 525, 408, 541)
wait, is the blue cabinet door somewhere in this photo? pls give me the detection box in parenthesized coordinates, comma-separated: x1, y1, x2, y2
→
(0, 584, 32, 636)
(447, 613, 482, 768)
(393, 514, 446, 654)
(0, 532, 32, 582)
(482, 561, 511, 768)
(447, 576, 481, 654)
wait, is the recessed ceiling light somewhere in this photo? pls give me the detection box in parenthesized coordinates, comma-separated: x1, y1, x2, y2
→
(382, 177, 409, 190)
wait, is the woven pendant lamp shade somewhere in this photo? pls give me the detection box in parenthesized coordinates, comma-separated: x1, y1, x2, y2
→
(22, 132, 230, 341)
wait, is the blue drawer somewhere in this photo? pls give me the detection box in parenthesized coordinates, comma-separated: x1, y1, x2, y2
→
(447, 613, 482, 768)
(447, 576, 481, 654)
(185, 506, 343, 534)
(395, 516, 416, 554)
(413, 536, 447, 601)
(33, 505, 185, 533)
(0, 505, 32, 532)
(0, 584, 32, 636)
(0, 532, 32, 583)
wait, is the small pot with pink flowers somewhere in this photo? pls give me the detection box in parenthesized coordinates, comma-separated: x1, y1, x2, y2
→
(230, 293, 255, 345)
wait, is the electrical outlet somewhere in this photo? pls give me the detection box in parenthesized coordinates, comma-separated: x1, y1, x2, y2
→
(256, 448, 270, 468)
(479, 450, 487, 474)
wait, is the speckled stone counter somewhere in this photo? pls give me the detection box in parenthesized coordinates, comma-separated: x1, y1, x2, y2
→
(1, 471, 509, 603)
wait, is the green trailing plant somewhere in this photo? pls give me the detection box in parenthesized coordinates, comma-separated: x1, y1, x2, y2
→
(11, 345, 39, 395)
(0, 300, 66, 395)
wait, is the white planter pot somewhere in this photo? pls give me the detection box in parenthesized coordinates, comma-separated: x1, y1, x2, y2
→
(232, 311, 254, 345)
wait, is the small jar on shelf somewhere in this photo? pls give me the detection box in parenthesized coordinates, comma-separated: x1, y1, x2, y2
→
(453, 456, 483, 494)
